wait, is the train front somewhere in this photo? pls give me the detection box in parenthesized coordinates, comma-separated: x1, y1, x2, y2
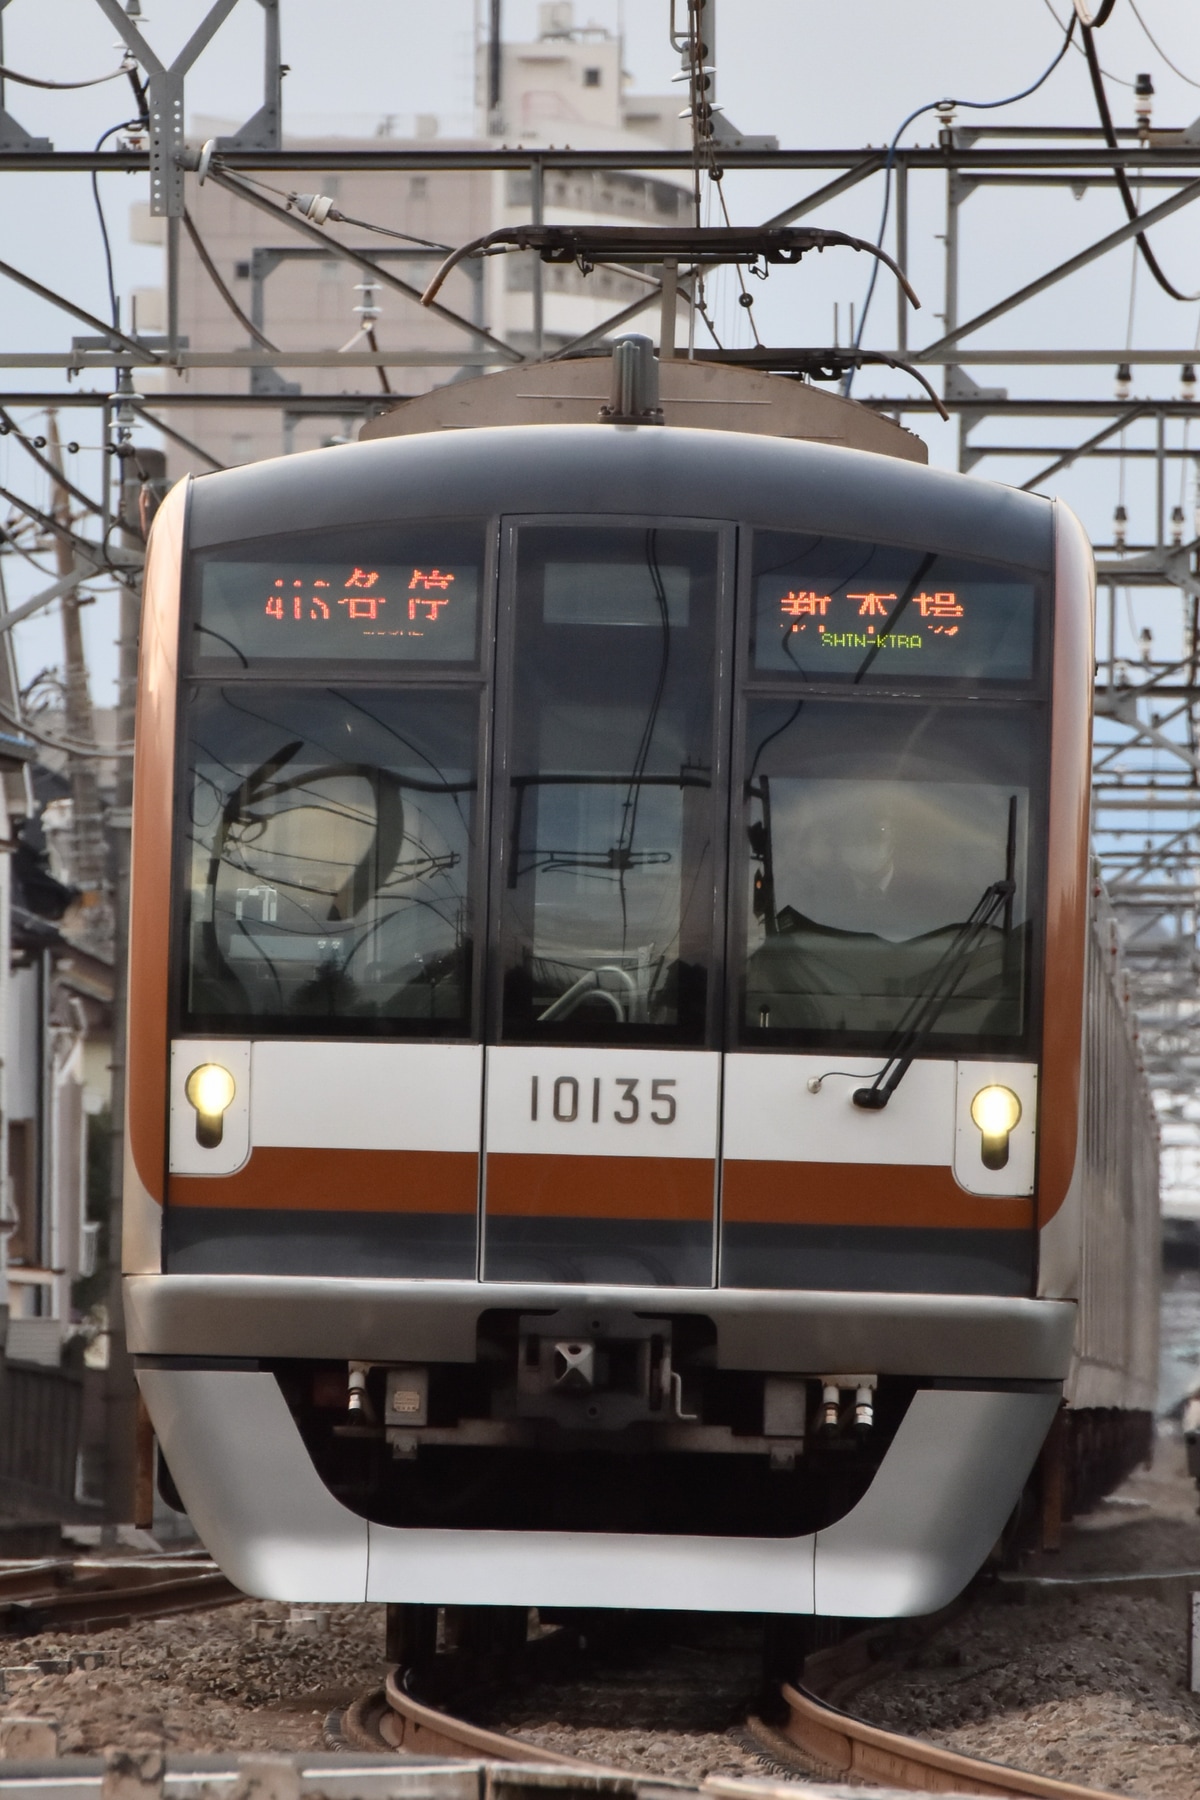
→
(123, 423, 1090, 1616)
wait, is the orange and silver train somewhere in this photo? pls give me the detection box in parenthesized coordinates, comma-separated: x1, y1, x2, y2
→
(124, 347, 1158, 1617)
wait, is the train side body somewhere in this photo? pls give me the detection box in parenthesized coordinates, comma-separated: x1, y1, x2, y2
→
(124, 371, 1159, 1615)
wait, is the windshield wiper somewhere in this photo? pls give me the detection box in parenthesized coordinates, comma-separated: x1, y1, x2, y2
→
(851, 878, 1014, 1112)
(852, 794, 1019, 1112)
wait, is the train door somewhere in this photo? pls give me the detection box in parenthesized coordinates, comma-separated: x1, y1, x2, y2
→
(480, 519, 733, 1286)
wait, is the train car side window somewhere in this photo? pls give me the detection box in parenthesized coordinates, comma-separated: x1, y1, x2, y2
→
(737, 698, 1044, 1055)
(180, 685, 478, 1035)
(191, 522, 485, 669)
(751, 531, 1038, 685)
(497, 526, 719, 1045)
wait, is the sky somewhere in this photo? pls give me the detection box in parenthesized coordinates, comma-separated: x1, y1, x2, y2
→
(2, 0, 1200, 702)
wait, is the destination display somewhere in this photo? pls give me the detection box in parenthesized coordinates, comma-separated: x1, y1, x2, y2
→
(751, 530, 1038, 682)
(193, 524, 484, 665)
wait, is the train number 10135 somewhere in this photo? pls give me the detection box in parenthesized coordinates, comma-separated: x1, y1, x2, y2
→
(531, 1075, 677, 1126)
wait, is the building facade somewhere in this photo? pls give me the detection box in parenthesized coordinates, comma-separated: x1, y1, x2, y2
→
(132, 3, 691, 476)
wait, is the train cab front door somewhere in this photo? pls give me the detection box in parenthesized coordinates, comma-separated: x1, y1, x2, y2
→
(480, 520, 732, 1287)
(165, 518, 493, 1281)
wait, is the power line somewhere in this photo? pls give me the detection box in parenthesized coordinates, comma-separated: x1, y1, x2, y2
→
(0, 482, 135, 583)
(1127, 0, 1200, 91)
(0, 409, 101, 516)
(0, 59, 130, 90)
(1040, 0, 1134, 85)
(182, 209, 278, 353)
(844, 9, 1079, 394)
(92, 122, 144, 330)
(0, 697, 131, 759)
(1082, 23, 1200, 302)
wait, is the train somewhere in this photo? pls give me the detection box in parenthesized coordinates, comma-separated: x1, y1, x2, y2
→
(123, 334, 1159, 1623)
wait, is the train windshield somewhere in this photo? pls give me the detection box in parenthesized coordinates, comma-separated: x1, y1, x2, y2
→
(739, 698, 1042, 1053)
(498, 525, 720, 1044)
(180, 686, 477, 1034)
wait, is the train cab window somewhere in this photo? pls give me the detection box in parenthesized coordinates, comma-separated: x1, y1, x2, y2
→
(751, 531, 1038, 685)
(738, 698, 1042, 1053)
(179, 686, 478, 1034)
(498, 525, 720, 1044)
(191, 522, 485, 669)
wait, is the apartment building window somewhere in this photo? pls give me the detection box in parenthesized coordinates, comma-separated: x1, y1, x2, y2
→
(7, 1120, 35, 1265)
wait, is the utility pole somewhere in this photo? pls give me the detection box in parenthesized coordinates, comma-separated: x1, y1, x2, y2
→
(44, 416, 113, 960)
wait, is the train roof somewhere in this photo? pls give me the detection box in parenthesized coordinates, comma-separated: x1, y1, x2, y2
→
(188, 421, 1054, 574)
(359, 355, 929, 463)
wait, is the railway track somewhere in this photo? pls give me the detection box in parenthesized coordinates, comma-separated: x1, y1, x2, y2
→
(762, 1681, 1120, 1798)
(0, 1550, 238, 1635)
(340, 1618, 1124, 1800)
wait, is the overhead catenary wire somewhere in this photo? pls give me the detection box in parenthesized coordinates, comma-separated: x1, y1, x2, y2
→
(843, 10, 1079, 394)
(182, 210, 278, 353)
(1082, 23, 1200, 302)
(0, 59, 131, 90)
(675, 6, 761, 347)
(1127, 0, 1200, 91)
(0, 482, 138, 583)
(215, 167, 451, 253)
(91, 121, 144, 331)
(308, 206, 450, 254)
(0, 697, 131, 760)
(1040, 0, 1134, 84)
(89, 68, 150, 333)
(0, 409, 100, 516)
(201, 163, 521, 363)
(1116, 231, 1139, 525)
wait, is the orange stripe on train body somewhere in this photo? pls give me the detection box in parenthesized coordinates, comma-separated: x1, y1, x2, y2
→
(721, 1161, 1033, 1231)
(169, 1147, 478, 1213)
(128, 478, 188, 1209)
(484, 1152, 715, 1221)
(1036, 502, 1094, 1227)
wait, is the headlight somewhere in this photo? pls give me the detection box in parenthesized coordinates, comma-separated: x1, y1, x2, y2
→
(970, 1083, 1022, 1171)
(185, 1062, 236, 1149)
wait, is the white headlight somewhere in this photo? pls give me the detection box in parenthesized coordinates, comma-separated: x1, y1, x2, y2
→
(970, 1084, 1021, 1170)
(185, 1062, 236, 1147)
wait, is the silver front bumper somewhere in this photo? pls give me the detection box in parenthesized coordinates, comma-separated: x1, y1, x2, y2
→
(140, 1364, 1058, 1615)
(126, 1274, 1076, 1380)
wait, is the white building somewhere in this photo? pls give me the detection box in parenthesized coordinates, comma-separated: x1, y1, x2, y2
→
(132, 3, 692, 476)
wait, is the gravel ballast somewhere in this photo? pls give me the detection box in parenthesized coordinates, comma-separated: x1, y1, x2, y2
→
(468, 1618, 768, 1783)
(854, 1431, 1200, 1797)
(0, 1601, 388, 1755)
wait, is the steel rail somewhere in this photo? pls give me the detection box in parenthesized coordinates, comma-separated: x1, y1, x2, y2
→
(771, 1680, 1119, 1799)
(0, 1571, 240, 1633)
(378, 1669, 593, 1765)
(0, 1554, 239, 1634)
(340, 1679, 598, 1768)
(349, 1634, 1122, 1800)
